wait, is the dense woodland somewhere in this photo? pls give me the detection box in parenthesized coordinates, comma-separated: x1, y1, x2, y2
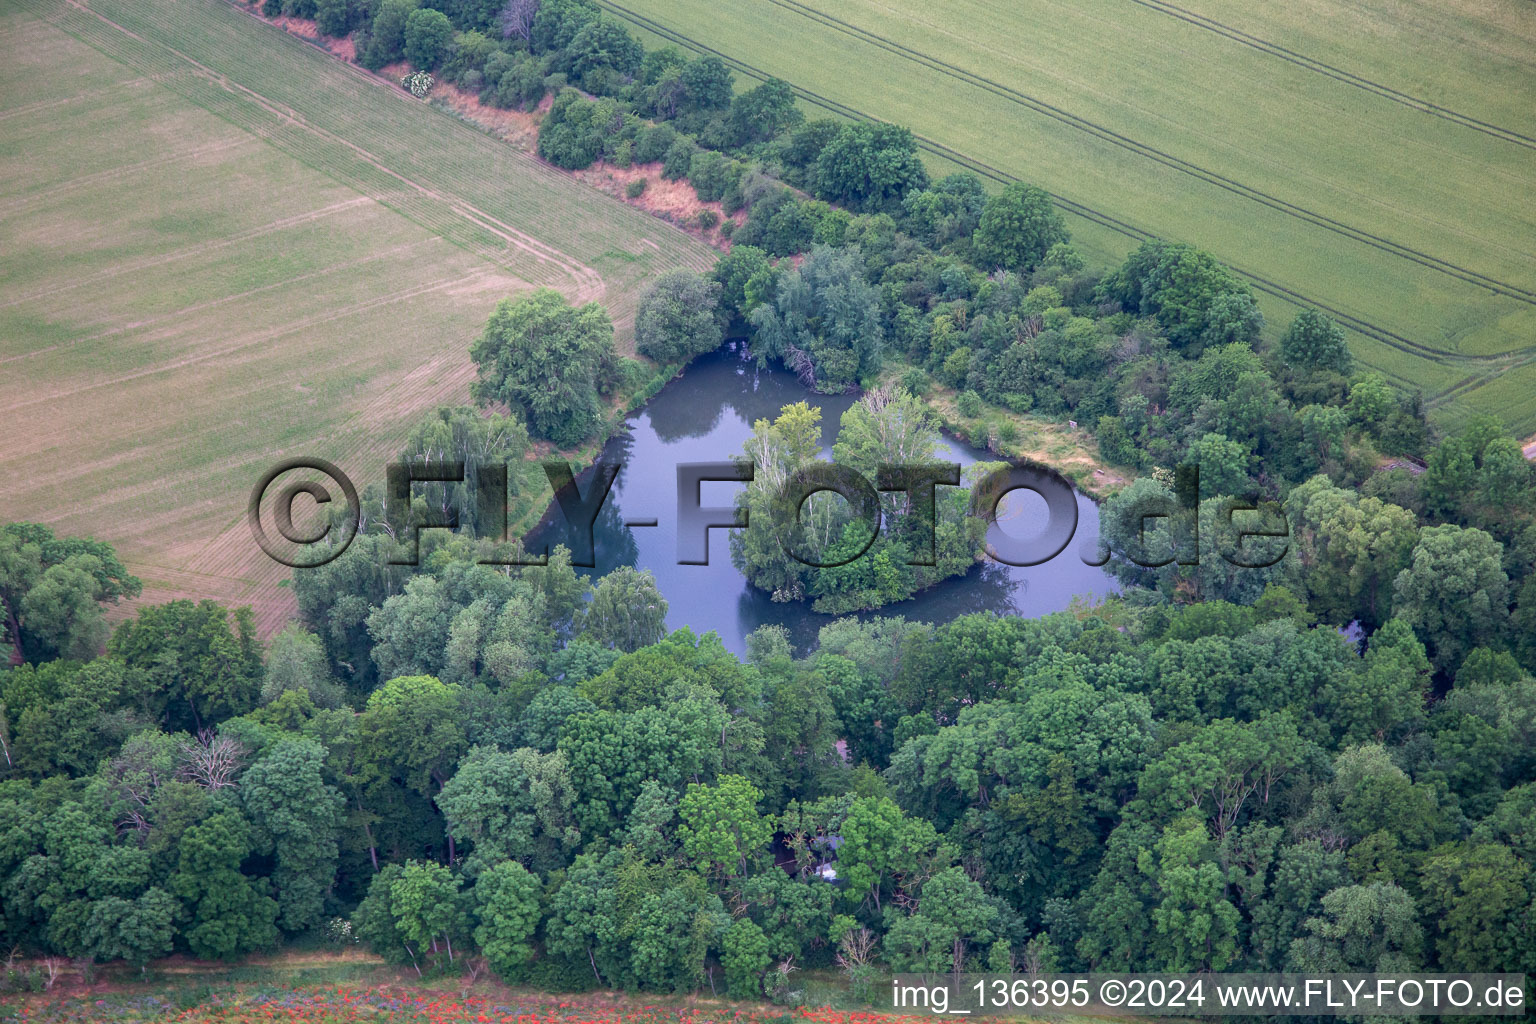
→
(1, 0, 1534, 996)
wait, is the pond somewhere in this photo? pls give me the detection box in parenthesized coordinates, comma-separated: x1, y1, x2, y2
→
(526, 342, 1118, 655)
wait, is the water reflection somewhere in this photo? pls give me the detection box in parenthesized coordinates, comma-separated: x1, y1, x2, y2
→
(527, 342, 1117, 655)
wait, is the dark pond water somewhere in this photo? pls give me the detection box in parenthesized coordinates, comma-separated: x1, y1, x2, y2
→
(528, 342, 1117, 655)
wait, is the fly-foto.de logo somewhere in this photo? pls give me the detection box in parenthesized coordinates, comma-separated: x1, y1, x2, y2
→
(249, 458, 1289, 571)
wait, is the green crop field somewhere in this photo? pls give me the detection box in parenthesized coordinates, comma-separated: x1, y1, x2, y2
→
(603, 0, 1536, 433)
(0, 0, 715, 632)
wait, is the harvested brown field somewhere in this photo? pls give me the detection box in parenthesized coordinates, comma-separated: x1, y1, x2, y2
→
(0, 0, 715, 635)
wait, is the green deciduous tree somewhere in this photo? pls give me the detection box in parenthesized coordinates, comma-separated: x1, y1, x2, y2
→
(391, 860, 468, 967)
(813, 122, 928, 213)
(0, 525, 140, 665)
(1392, 524, 1510, 671)
(722, 917, 771, 997)
(1418, 842, 1531, 971)
(240, 739, 344, 933)
(473, 859, 542, 978)
(1137, 815, 1241, 972)
(1280, 308, 1352, 375)
(403, 8, 453, 69)
(582, 567, 668, 653)
(362, 0, 419, 69)
(971, 182, 1068, 273)
(677, 774, 771, 877)
(471, 289, 616, 447)
(1286, 475, 1419, 628)
(634, 269, 723, 365)
(108, 600, 262, 732)
(438, 744, 579, 872)
(171, 808, 279, 960)
(749, 246, 882, 392)
(1286, 883, 1424, 972)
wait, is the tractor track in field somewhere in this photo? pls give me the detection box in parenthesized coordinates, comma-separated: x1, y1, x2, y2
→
(753, 0, 1536, 307)
(1116, 0, 1536, 152)
(43, 0, 606, 304)
(596, 0, 1536, 385)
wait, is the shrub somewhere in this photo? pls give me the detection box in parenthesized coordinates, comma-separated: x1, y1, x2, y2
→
(625, 178, 648, 199)
(900, 367, 928, 395)
(956, 390, 982, 418)
(495, 54, 547, 109)
(661, 137, 696, 180)
(696, 210, 720, 231)
(718, 219, 735, 239)
(688, 151, 742, 203)
(634, 122, 678, 164)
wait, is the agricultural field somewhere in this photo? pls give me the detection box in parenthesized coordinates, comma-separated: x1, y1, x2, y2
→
(605, 0, 1536, 432)
(0, 0, 715, 633)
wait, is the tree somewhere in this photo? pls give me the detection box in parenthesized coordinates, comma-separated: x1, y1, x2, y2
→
(1418, 842, 1530, 971)
(170, 809, 280, 961)
(403, 8, 453, 69)
(749, 245, 883, 391)
(395, 405, 530, 541)
(391, 860, 467, 967)
(1392, 524, 1510, 671)
(836, 795, 948, 911)
(1476, 436, 1532, 515)
(886, 866, 1000, 974)
(582, 567, 668, 653)
(634, 270, 723, 365)
(1286, 883, 1424, 972)
(82, 887, 177, 969)
(903, 173, 987, 248)
(813, 122, 928, 212)
(470, 289, 615, 447)
(261, 624, 344, 709)
(1248, 840, 1347, 969)
(1199, 291, 1264, 350)
(1326, 617, 1430, 744)
(677, 774, 772, 877)
(1137, 816, 1241, 971)
(316, 0, 361, 37)
(0, 525, 139, 664)
(473, 859, 542, 977)
(498, 0, 539, 41)
(358, 675, 467, 800)
(1285, 475, 1419, 628)
(678, 55, 733, 111)
(362, 0, 419, 69)
(438, 744, 579, 872)
(1184, 432, 1251, 498)
(1280, 308, 1352, 375)
(971, 182, 1068, 273)
(1101, 240, 1251, 354)
(107, 600, 262, 732)
(1135, 716, 1301, 839)
(241, 739, 344, 933)
(729, 402, 825, 601)
(563, 17, 643, 89)
(711, 245, 774, 322)
(722, 917, 771, 997)
(729, 78, 801, 145)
